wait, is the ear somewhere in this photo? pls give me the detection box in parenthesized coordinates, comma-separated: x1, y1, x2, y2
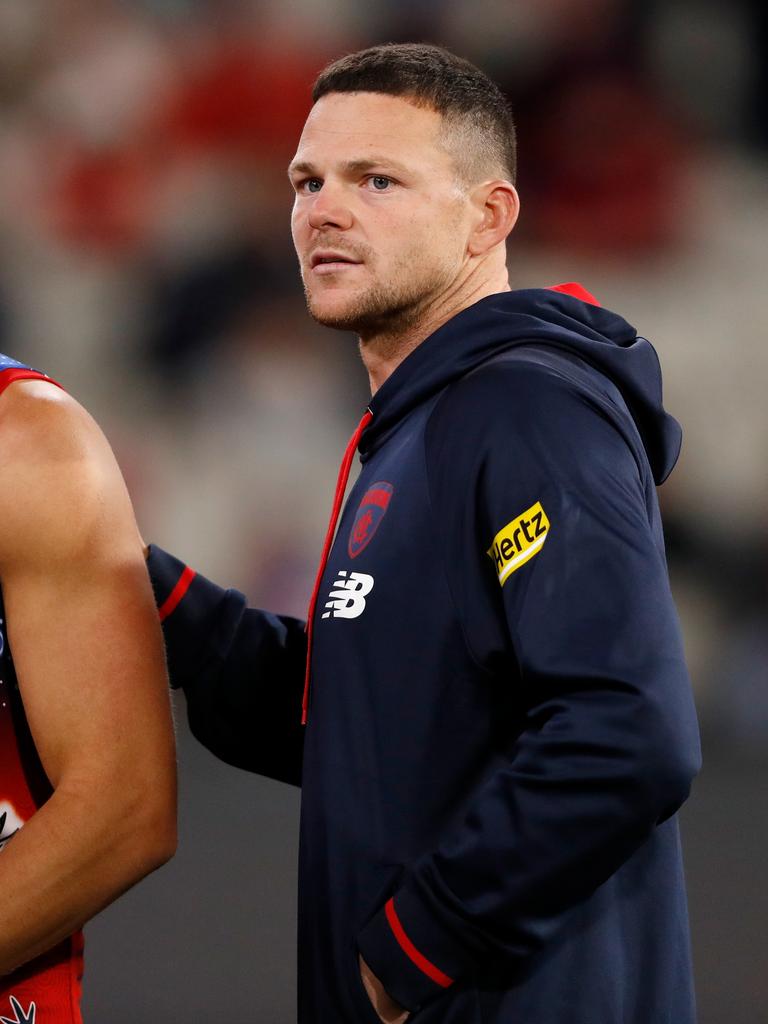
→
(467, 181, 520, 256)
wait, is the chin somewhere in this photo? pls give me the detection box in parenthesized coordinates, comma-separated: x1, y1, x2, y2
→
(304, 279, 418, 335)
(309, 311, 361, 332)
(306, 292, 364, 330)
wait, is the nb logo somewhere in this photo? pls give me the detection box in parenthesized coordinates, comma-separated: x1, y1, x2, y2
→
(322, 570, 374, 619)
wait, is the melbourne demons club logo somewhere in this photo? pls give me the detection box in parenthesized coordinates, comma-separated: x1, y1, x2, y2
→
(348, 482, 394, 558)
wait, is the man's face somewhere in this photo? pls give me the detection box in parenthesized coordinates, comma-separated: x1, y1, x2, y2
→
(289, 92, 473, 335)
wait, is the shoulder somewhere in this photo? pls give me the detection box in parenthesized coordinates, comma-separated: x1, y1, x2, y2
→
(424, 348, 647, 493)
(435, 346, 627, 428)
(426, 347, 631, 450)
(0, 380, 124, 566)
(0, 378, 102, 462)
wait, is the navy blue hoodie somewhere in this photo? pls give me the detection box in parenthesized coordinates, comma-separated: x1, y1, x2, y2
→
(149, 285, 701, 1023)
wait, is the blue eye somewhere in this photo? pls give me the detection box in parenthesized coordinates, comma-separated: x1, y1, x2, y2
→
(371, 176, 391, 190)
(306, 179, 322, 193)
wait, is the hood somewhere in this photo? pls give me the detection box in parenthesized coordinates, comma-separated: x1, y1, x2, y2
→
(359, 283, 682, 484)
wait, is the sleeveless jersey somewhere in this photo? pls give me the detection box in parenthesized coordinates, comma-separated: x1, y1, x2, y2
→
(0, 356, 83, 1024)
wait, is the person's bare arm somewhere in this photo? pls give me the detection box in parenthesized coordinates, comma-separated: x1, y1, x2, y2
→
(0, 380, 176, 976)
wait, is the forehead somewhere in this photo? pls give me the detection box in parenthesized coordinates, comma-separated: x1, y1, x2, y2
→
(291, 92, 449, 172)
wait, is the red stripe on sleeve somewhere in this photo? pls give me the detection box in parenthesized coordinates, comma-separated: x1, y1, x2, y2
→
(384, 897, 454, 989)
(158, 566, 196, 622)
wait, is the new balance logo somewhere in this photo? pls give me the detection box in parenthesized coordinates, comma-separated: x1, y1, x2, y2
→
(1, 996, 36, 1024)
(322, 570, 374, 619)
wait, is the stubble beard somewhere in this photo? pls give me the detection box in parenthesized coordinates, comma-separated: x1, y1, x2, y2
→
(302, 255, 454, 343)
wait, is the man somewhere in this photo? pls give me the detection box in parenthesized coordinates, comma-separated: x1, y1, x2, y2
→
(147, 44, 700, 1024)
(0, 356, 177, 1022)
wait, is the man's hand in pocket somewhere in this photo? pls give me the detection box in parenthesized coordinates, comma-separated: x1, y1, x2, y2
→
(359, 954, 410, 1024)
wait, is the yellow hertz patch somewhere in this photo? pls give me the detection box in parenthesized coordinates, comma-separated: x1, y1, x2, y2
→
(487, 501, 550, 585)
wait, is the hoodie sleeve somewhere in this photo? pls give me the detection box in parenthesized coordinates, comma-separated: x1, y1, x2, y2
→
(356, 361, 700, 1011)
(147, 544, 306, 786)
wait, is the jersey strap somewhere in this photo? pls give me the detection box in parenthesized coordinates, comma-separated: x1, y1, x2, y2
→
(0, 357, 64, 398)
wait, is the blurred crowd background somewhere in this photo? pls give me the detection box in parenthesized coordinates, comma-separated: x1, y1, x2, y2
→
(0, 0, 765, 1021)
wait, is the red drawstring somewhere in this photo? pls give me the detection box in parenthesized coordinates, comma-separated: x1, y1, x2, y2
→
(302, 409, 373, 724)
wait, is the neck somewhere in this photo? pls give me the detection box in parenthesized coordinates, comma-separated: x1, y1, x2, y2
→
(360, 265, 510, 394)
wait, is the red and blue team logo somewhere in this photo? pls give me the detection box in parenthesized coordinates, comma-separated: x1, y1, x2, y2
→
(348, 482, 394, 559)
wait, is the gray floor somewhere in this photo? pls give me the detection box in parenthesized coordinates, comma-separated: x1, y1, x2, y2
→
(82, 703, 766, 1023)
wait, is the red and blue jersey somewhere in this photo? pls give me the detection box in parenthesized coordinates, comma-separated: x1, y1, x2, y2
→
(0, 357, 83, 1024)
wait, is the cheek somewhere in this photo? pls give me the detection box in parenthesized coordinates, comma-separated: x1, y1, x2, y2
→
(398, 212, 463, 271)
(290, 218, 300, 250)
(290, 203, 306, 249)
(433, 213, 469, 268)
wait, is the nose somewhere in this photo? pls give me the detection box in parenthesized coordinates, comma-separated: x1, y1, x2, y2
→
(307, 181, 354, 232)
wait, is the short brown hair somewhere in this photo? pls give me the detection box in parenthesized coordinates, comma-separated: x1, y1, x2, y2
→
(312, 43, 516, 185)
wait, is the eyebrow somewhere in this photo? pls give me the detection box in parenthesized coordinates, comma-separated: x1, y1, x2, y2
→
(287, 156, 414, 178)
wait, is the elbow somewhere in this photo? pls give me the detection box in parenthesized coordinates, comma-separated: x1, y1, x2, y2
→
(636, 713, 701, 823)
(141, 809, 178, 871)
(133, 789, 178, 873)
(646, 751, 697, 823)
(114, 779, 177, 878)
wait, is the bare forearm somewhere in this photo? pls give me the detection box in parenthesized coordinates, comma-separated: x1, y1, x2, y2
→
(0, 782, 175, 975)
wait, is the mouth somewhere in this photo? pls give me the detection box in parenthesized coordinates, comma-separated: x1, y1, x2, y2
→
(310, 250, 362, 273)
